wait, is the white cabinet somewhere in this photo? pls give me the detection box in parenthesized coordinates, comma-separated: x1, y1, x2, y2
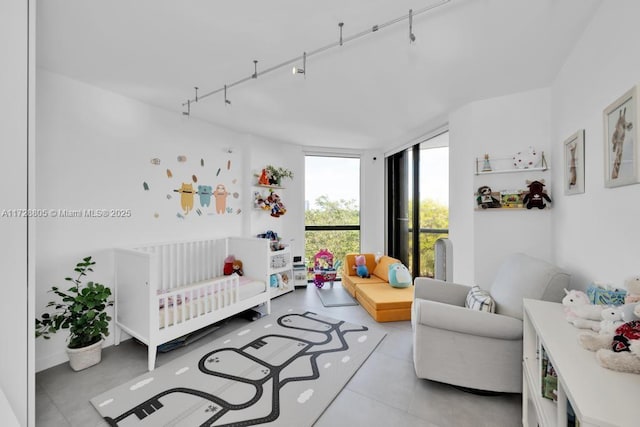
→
(267, 246, 294, 298)
(523, 299, 636, 427)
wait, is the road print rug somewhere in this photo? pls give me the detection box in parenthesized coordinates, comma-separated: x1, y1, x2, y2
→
(91, 309, 385, 426)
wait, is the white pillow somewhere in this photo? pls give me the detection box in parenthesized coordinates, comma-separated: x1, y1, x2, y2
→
(465, 286, 496, 313)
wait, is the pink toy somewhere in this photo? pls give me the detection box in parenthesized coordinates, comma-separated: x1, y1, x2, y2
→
(353, 254, 370, 278)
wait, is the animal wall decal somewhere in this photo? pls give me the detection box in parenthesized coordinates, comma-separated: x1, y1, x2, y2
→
(146, 154, 241, 219)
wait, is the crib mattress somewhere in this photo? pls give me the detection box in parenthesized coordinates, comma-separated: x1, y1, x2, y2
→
(158, 277, 266, 329)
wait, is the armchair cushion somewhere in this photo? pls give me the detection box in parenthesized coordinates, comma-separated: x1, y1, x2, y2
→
(489, 253, 569, 320)
(465, 286, 496, 313)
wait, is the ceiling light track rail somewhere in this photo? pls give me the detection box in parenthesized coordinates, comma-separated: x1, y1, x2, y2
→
(181, 0, 450, 114)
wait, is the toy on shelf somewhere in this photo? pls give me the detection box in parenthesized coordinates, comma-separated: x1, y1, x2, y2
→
(522, 179, 552, 209)
(313, 249, 337, 289)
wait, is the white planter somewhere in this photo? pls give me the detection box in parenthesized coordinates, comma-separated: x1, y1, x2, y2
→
(66, 339, 103, 371)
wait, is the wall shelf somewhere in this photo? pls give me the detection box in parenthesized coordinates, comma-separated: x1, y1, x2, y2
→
(475, 166, 548, 176)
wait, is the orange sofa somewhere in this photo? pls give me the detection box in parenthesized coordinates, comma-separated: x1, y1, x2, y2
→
(342, 253, 414, 322)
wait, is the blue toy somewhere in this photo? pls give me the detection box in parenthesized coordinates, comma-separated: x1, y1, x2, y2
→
(354, 254, 370, 278)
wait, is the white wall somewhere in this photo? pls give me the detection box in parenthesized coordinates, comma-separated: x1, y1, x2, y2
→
(550, 0, 640, 290)
(0, 1, 33, 424)
(35, 70, 305, 371)
(449, 89, 553, 287)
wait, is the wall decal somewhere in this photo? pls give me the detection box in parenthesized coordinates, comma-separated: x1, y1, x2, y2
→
(197, 185, 212, 207)
(174, 183, 195, 215)
(146, 151, 241, 220)
(213, 184, 229, 214)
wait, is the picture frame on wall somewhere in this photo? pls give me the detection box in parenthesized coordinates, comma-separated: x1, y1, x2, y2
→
(564, 129, 585, 195)
(603, 85, 639, 188)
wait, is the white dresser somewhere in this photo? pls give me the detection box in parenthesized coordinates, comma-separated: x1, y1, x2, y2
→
(523, 299, 637, 427)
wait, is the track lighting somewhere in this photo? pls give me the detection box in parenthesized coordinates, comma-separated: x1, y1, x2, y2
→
(180, 0, 450, 111)
(292, 52, 306, 76)
(224, 85, 231, 106)
(409, 9, 416, 43)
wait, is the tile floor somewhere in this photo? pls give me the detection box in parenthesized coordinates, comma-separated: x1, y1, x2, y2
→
(36, 284, 522, 426)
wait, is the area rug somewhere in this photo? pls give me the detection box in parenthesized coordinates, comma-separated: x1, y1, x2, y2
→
(315, 283, 358, 307)
(90, 309, 385, 426)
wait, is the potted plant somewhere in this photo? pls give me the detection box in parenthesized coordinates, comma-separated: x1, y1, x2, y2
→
(265, 165, 294, 186)
(35, 256, 114, 371)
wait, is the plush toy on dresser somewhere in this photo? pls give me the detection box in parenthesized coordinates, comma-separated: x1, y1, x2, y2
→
(563, 288, 604, 331)
(578, 303, 640, 373)
(625, 277, 640, 304)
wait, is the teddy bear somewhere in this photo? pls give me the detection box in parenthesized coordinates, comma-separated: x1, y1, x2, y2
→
(353, 254, 370, 278)
(522, 179, 552, 209)
(562, 288, 603, 331)
(625, 277, 640, 304)
(578, 304, 640, 373)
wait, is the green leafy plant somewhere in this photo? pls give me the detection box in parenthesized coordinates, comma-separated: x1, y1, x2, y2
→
(35, 256, 113, 349)
(266, 165, 294, 184)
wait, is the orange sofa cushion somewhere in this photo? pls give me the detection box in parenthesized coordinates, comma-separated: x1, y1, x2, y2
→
(355, 282, 414, 322)
(342, 274, 386, 297)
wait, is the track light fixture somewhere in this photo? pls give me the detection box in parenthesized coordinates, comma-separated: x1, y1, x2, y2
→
(292, 52, 306, 76)
(409, 9, 416, 43)
(183, 99, 191, 116)
(224, 85, 231, 106)
(181, 0, 450, 111)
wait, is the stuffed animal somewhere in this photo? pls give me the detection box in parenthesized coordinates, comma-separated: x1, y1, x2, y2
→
(232, 258, 243, 276)
(223, 255, 235, 275)
(476, 186, 501, 209)
(353, 254, 370, 278)
(578, 304, 640, 373)
(625, 277, 640, 304)
(563, 288, 603, 331)
(389, 263, 412, 288)
(522, 180, 552, 209)
(598, 306, 625, 335)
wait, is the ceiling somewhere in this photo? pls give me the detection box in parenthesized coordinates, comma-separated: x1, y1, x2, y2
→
(36, 0, 602, 151)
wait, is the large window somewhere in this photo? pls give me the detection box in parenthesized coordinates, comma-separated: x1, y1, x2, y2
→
(387, 132, 449, 278)
(305, 156, 360, 278)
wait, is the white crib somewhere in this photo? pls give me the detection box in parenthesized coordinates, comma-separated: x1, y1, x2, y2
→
(113, 237, 272, 371)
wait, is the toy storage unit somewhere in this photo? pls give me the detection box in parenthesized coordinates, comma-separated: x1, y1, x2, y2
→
(267, 245, 294, 298)
(522, 299, 635, 426)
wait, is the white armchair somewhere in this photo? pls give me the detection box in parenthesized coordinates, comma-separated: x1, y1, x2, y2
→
(411, 253, 570, 393)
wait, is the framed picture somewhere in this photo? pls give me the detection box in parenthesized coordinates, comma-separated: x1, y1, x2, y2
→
(564, 129, 585, 195)
(604, 85, 639, 188)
